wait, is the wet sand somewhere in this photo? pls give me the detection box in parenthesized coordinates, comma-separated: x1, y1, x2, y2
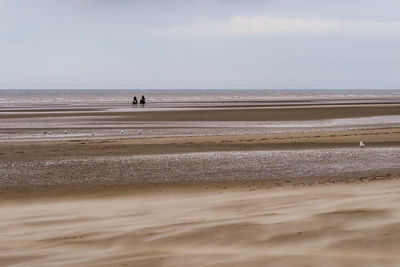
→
(1, 100, 400, 266)
(1, 101, 400, 141)
(2, 103, 400, 121)
(1, 127, 399, 161)
(1, 127, 400, 197)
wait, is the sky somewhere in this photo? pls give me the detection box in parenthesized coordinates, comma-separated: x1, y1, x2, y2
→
(1, 0, 399, 89)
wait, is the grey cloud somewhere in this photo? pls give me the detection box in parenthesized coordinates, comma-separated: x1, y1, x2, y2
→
(0, 0, 399, 89)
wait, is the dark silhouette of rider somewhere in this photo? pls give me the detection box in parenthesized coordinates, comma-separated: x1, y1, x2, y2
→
(132, 96, 138, 107)
(140, 95, 146, 107)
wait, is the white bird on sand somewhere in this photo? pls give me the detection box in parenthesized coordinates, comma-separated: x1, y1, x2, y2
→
(48, 131, 52, 135)
(63, 130, 68, 134)
(137, 130, 143, 135)
(120, 130, 125, 135)
(359, 141, 365, 148)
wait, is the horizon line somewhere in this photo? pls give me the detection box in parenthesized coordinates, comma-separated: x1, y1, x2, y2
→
(1, 88, 399, 90)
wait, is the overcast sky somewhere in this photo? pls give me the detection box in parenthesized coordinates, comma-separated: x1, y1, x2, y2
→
(1, 0, 399, 89)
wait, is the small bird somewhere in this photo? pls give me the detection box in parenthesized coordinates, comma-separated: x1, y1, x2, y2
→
(48, 131, 53, 135)
(63, 130, 68, 134)
(359, 141, 365, 148)
(137, 130, 143, 135)
(120, 130, 125, 135)
(42, 130, 47, 134)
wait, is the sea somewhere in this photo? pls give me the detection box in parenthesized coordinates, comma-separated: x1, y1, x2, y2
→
(1, 89, 399, 105)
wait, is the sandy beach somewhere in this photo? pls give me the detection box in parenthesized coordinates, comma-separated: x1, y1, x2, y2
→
(2, 0, 400, 263)
(1, 94, 400, 266)
(2, 178, 400, 266)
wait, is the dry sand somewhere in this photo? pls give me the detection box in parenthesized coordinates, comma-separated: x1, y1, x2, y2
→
(2, 179, 400, 267)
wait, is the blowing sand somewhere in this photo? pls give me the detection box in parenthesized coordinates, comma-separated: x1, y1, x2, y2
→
(2, 179, 400, 267)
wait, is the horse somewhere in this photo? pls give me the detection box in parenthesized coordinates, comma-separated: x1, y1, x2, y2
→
(140, 98, 145, 107)
(132, 97, 138, 108)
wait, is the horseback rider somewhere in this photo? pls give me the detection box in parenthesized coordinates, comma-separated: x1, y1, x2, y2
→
(132, 96, 138, 108)
(140, 95, 146, 107)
